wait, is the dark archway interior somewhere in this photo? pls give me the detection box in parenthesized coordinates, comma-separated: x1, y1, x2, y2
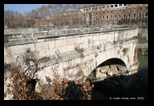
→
(87, 58, 127, 80)
(87, 58, 148, 100)
(97, 58, 126, 68)
(86, 58, 127, 83)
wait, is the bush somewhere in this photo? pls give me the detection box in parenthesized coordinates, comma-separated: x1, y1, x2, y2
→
(9, 66, 43, 100)
(5, 66, 94, 100)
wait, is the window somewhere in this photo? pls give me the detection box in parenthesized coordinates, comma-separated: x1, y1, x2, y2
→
(115, 4, 117, 7)
(111, 5, 113, 7)
(89, 13, 92, 19)
(119, 15, 121, 18)
(115, 15, 116, 18)
(119, 4, 122, 6)
(96, 20, 98, 24)
(140, 7, 143, 10)
(111, 15, 112, 19)
(106, 5, 109, 8)
(107, 15, 108, 19)
(134, 13, 136, 18)
(124, 14, 126, 18)
(129, 14, 130, 18)
(96, 16, 98, 21)
(139, 13, 141, 18)
(124, 4, 127, 6)
(146, 12, 148, 17)
(89, 21, 92, 25)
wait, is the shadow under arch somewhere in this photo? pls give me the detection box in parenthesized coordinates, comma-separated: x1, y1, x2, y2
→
(96, 58, 127, 68)
(86, 58, 148, 100)
(86, 58, 128, 83)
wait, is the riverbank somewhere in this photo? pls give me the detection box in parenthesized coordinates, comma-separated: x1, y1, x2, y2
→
(137, 44, 148, 56)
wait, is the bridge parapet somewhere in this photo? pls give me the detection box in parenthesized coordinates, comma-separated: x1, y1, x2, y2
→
(4, 25, 139, 47)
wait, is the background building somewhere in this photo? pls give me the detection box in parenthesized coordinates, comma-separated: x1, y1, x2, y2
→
(52, 4, 148, 27)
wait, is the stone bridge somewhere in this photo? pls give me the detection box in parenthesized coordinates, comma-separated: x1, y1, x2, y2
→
(4, 26, 139, 83)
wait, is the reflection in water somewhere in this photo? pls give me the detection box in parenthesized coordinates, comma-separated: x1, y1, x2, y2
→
(138, 55, 148, 80)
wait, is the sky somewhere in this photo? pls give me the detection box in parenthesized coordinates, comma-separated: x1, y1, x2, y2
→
(4, 4, 48, 13)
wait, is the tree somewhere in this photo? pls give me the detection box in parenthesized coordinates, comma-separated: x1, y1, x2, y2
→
(4, 4, 93, 28)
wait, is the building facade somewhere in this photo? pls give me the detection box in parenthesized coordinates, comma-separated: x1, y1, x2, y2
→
(52, 4, 148, 27)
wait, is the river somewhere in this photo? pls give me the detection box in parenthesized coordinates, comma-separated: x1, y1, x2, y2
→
(138, 54, 148, 80)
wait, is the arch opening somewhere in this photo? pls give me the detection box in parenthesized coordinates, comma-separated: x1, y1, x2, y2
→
(86, 58, 128, 83)
(97, 58, 126, 68)
(87, 58, 148, 99)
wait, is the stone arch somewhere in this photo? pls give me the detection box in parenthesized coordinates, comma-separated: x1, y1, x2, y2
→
(86, 58, 128, 82)
(96, 58, 126, 68)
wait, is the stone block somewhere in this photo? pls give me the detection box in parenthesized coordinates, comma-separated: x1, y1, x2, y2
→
(56, 46, 67, 53)
(66, 45, 74, 52)
(93, 34, 99, 41)
(81, 38, 88, 48)
(88, 35, 93, 41)
(74, 58, 81, 65)
(37, 50, 50, 59)
(55, 39, 66, 47)
(66, 38, 76, 46)
(63, 61, 69, 69)
(35, 42, 48, 51)
(68, 59, 73, 66)
(4, 47, 7, 56)
(94, 40, 100, 46)
(48, 40, 55, 49)
(107, 34, 114, 42)
(82, 54, 92, 62)
(9, 44, 35, 55)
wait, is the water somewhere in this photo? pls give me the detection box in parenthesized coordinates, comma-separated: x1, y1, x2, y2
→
(138, 54, 148, 80)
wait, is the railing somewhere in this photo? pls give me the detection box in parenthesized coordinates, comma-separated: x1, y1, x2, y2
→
(4, 25, 142, 45)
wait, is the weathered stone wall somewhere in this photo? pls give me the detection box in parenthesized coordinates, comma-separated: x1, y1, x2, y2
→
(138, 27, 148, 43)
(4, 27, 139, 84)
